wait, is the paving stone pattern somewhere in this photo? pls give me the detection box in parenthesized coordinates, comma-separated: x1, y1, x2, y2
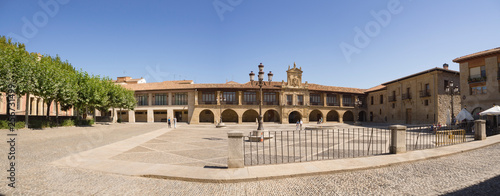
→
(0, 123, 499, 195)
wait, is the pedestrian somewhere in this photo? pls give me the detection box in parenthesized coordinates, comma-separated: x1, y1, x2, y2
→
(173, 117, 177, 129)
(300, 119, 303, 130)
(296, 120, 300, 130)
(168, 117, 171, 128)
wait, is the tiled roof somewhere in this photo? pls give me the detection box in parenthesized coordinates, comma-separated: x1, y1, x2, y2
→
(453, 47, 500, 63)
(382, 67, 459, 85)
(123, 80, 365, 94)
(364, 85, 387, 93)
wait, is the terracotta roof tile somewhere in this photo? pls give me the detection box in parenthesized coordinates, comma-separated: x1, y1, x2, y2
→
(364, 85, 386, 93)
(453, 47, 500, 63)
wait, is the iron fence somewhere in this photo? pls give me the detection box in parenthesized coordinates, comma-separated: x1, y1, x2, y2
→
(406, 125, 474, 151)
(243, 128, 391, 166)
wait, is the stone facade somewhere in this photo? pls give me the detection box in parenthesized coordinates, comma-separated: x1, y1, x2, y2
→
(366, 66, 460, 125)
(454, 48, 500, 118)
(0, 93, 73, 117)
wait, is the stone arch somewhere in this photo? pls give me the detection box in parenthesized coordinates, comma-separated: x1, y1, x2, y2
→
(343, 110, 354, 122)
(199, 109, 214, 123)
(358, 111, 367, 122)
(309, 109, 323, 122)
(264, 109, 280, 122)
(288, 111, 302, 123)
(221, 109, 238, 123)
(242, 109, 259, 122)
(471, 107, 482, 120)
(326, 110, 339, 122)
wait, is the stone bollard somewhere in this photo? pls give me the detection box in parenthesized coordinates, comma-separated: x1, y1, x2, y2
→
(227, 131, 245, 168)
(389, 125, 407, 154)
(474, 120, 486, 140)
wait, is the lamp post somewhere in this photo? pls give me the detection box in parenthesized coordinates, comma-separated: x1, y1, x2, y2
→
(354, 97, 363, 125)
(445, 78, 460, 125)
(249, 63, 273, 130)
(216, 93, 226, 128)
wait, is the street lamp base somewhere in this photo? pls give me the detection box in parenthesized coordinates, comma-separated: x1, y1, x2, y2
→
(216, 123, 226, 128)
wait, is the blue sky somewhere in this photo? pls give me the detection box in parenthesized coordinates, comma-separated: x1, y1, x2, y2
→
(1, 0, 499, 89)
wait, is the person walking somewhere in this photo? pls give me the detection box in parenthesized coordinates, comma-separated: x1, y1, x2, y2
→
(300, 119, 303, 130)
(173, 117, 177, 129)
(296, 120, 300, 130)
(167, 117, 171, 128)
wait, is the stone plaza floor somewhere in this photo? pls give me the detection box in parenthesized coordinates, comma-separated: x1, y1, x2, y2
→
(0, 122, 499, 195)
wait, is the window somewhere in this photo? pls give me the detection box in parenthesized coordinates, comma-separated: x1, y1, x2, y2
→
(379, 95, 383, 104)
(310, 93, 321, 105)
(202, 92, 215, 104)
(244, 92, 256, 103)
(392, 103, 395, 109)
(470, 86, 487, 95)
(136, 94, 148, 106)
(263, 92, 276, 104)
(154, 94, 167, 105)
(223, 92, 236, 104)
(287, 95, 293, 105)
(379, 109, 382, 115)
(297, 95, 303, 105)
(470, 66, 486, 79)
(326, 94, 338, 106)
(343, 95, 352, 106)
(174, 93, 188, 105)
(444, 80, 449, 91)
(17, 95, 21, 110)
(424, 100, 429, 106)
(370, 96, 374, 105)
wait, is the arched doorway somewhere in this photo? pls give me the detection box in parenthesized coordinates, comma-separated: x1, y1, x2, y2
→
(199, 109, 214, 123)
(358, 111, 367, 122)
(288, 111, 302, 123)
(309, 110, 323, 122)
(264, 110, 280, 122)
(326, 110, 339, 122)
(221, 109, 238, 123)
(343, 111, 354, 122)
(471, 107, 482, 120)
(242, 110, 259, 122)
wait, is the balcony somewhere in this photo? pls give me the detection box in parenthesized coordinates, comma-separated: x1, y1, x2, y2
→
(402, 93, 412, 100)
(327, 102, 340, 106)
(310, 102, 323, 106)
(388, 96, 396, 102)
(244, 101, 258, 105)
(263, 101, 278, 105)
(342, 102, 354, 107)
(419, 90, 431, 98)
(200, 101, 216, 105)
(468, 76, 487, 84)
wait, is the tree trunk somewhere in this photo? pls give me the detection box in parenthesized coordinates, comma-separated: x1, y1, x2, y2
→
(25, 93, 29, 128)
(6, 95, 10, 120)
(46, 100, 52, 120)
(56, 103, 59, 125)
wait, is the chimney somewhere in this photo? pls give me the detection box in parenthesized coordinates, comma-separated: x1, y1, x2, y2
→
(443, 63, 449, 70)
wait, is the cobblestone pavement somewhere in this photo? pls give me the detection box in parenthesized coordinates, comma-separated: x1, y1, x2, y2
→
(1, 123, 499, 195)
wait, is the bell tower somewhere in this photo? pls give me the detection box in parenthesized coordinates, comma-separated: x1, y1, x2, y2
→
(286, 62, 303, 87)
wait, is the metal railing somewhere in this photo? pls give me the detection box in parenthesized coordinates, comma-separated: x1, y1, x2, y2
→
(405, 125, 474, 151)
(402, 93, 412, 100)
(388, 96, 396, 102)
(243, 128, 391, 166)
(419, 90, 431, 97)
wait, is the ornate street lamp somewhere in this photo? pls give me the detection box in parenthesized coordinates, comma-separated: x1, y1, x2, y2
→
(249, 63, 273, 130)
(216, 93, 226, 128)
(445, 78, 460, 125)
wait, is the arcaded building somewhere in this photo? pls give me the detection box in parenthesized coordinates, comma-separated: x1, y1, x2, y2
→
(116, 64, 366, 124)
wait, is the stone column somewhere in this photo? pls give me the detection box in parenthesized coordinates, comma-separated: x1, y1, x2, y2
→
(339, 95, 343, 107)
(168, 92, 173, 105)
(194, 90, 198, 106)
(217, 91, 221, 105)
(128, 110, 135, 123)
(474, 120, 486, 140)
(227, 131, 245, 168)
(238, 91, 242, 105)
(323, 93, 327, 107)
(147, 109, 154, 123)
(389, 125, 406, 154)
(148, 93, 153, 106)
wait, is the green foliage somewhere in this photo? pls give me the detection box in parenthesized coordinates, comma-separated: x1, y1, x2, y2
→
(0, 121, 25, 129)
(61, 119, 75, 127)
(117, 118, 122, 123)
(75, 119, 94, 126)
(29, 120, 56, 129)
